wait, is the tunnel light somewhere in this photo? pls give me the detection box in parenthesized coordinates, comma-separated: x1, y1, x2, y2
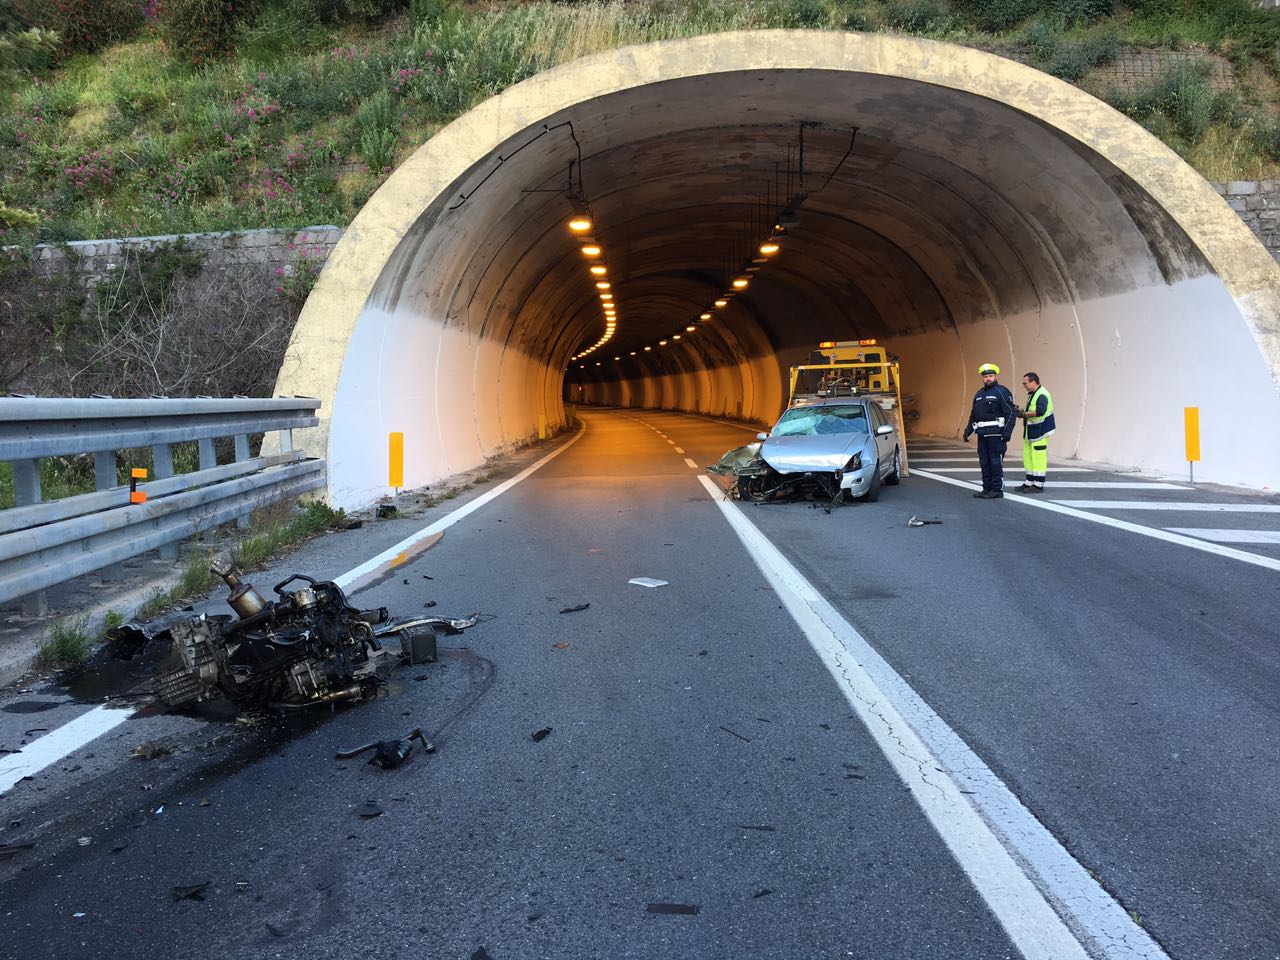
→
(568, 215, 593, 233)
(596, 361, 601, 366)
(714, 299, 727, 308)
(759, 242, 780, 255)
(659, 340, 668, 346)
(600, 292, 613, 301)
(589, 265, 607, 276)
(732, 278, 749, 289)
(630, 351, 637, 356)
(686, 325, 696, 332)
(581, 245, 602, 257)
(644, 346, 652, 351)
(699, 313, 711, 320)
(672, 334, 681, 340)
(595, 281, 611, 290)
(745, 266, 760, 274)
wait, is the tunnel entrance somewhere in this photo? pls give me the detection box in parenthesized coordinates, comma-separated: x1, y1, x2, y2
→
(273, 30, 1280, 509)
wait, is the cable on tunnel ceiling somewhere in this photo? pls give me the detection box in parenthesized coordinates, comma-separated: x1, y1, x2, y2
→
(446, 120, 584, 212)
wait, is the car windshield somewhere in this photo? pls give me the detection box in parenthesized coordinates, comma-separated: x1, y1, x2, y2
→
(771, 404, 868, 437)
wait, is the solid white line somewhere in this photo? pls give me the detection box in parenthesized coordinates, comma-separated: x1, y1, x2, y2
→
(0, 705, 132, 795)
(1053, 500, 1280, 513)
(335, 423, 586, 591)
(923, 467, 1094, 473)
(1028, 481, 1185, 489)
(1165, 528, 1280, 544)
(697, 475, 1165, 960)
(674, 446, 686, 454)
(682, 458, 699, 469)
(913, 469, 1280, 573)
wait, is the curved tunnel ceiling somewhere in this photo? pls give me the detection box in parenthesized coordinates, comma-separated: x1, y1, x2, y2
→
(272, 31, 1280, 508)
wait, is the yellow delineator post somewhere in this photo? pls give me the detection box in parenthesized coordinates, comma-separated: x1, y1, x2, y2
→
(1184, 407, 1200, 483)
(389, 432, 404, 491)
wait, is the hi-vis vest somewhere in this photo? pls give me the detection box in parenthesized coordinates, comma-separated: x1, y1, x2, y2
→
(1025, 386, 1056, 442)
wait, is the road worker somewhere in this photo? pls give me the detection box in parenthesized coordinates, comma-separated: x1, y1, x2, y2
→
(963, 362, 1016, 499)
(1016, 372, 1056, 493)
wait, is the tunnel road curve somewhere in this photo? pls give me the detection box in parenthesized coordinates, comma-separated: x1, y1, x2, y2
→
(0, 408, 1276, 960)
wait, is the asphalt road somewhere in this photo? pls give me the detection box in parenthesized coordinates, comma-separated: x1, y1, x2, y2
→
(0, 408, 1277, 960)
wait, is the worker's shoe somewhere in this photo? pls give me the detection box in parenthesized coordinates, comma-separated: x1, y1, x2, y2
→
(1016, 483, 1035, 491)
(977, 490, 1003, 499)
(1024, 485, 1043, 494)
(972, 490, 988, 498)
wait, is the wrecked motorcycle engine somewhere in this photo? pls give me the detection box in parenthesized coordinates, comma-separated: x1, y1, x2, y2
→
(154, 562, 393, 711)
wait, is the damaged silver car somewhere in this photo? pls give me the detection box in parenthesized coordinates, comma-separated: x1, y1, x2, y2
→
(710, 397, 901, 504)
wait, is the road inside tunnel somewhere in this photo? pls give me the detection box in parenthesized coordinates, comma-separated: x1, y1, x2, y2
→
(3, 409, 1279, 960)
(274, 31, 1280, 512)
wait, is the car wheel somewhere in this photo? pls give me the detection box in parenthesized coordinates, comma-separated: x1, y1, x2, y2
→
(737, 475, 775, 502)
(884, 446, 901, 486)
(860, 460, 881, 502)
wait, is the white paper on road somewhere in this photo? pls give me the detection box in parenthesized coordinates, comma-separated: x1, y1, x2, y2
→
(700, 474, 1170, 960)
(627, 577, 668, 588)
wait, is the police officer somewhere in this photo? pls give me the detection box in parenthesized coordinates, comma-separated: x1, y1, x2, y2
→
(1016, 372, 1055, 492)
(963, 362, 1016, 499)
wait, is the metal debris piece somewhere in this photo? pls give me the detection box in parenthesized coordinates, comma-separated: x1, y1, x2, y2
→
(336, 729, 434, 769)
(628, 577, 669, 589)
(530, 727, 553, 743)
(423, 600, 437, 608)
(234, 881, 250, 894)
(171, 881, 211, 901)
(558, 603, 589, 614)
(375, 613, 480, 638)
(907, 514, 943, 527)
(399, 624, 438, 665)
(646, 903, 700, 915)
(77, 837, 91, 846)
(551, 643, 569, 650)
(355, 801, 384, 819)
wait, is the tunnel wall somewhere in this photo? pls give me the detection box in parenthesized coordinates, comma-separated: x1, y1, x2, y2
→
(273, 31, 1280, 507)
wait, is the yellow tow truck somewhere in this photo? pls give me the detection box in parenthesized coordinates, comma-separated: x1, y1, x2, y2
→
(787, 339, 910, 478)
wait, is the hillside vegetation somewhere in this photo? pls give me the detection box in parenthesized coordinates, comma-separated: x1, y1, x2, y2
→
(0, 0, 1278, 246)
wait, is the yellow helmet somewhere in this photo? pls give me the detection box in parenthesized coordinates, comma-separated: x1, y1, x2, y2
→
(978, 362, 1000, 375)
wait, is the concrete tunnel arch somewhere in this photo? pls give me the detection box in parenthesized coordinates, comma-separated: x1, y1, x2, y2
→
(271, 30, 1280, 509)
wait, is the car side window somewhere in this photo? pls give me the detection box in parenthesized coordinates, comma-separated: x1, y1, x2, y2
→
(868, 403, 885, 430)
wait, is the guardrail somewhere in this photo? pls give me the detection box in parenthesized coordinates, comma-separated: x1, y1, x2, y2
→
(0, 397, 325, 614)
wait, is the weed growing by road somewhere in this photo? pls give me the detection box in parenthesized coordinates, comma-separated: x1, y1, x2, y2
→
(37, 615, 93, 668)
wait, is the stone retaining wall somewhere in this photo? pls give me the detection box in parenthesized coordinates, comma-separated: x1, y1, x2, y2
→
(1214, 180, 1280, 260)
(1089, 48, 1234, 93)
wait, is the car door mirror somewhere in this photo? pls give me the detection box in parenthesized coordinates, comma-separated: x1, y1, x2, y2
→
(756, 432, 769, 441)
(875, 424, 894, 436)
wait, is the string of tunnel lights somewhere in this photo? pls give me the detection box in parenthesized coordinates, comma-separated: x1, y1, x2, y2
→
(567, 209, 618, 362)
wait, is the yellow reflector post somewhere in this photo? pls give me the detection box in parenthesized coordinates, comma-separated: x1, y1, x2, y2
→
(130, 468, 147, 479)
(1184, 407, 1200, 463)
(389, 432, 404, 488)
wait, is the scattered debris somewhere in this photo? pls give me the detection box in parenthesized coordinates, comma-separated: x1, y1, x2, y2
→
(414, 674, 429, 682)
(355, 801, 384, 819)
(399, 624, 438, 665)
(558, 603, 590, 614)
(752, 888, 772, 899)
(0, 842, 35, 861)
(646, 903, 700, 916)
(336, 728, 434, 769)
(471, 948, 493, 960)
(734, 824, 776, 832)
(77, 837, 91, 847)
(171, 881, 211, 901)
(719, 725, 752, 743)
(110, 841, 128, 853)
(423, 600, 437, 608)
(73, 912, 86, 919)
(375, 503, 398, 519)
(530, 727, 553, 743)
(23, 728, 48, 737)
(551, 643, 570, 650)
(628, 577, 669, 589)
(234, 881, 251, 894)
(907, 514, 943, 527)
(343, 519, 364, 530)
(130, 741, 172, 761)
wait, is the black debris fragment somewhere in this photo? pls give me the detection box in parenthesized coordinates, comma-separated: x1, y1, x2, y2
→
(733, 824, 776, 832)
(422, 575, 434, 580)
(752, 888, 772, 899)
(530, 727, 553, 743)
(111, 840, 129, 853)
(698, 650, 708, 656)
(718, 725, 752, 743)
(337, 729, 434, 769)
(343, 520, 364, 530)
(646, 903, 700, 916)
(558, 604, 590, 614)
(907, 514, 943, 527)
(171, 881, 211, 901)
(845, 774, 866, 780)
(0, 843, 34, 861)
(355, 801, 384, 819)
(403, 579, 409, 585)
(376, 504, 398, 519)
(23, 728, 48, 737)
(527, 913, 543, 923)
(471, 948, 493, 960)
(423, 601, 437, 608)
(414, 675, 429, 682)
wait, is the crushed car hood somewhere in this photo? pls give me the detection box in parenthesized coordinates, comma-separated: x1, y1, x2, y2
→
(706, 441, 769, 477)
(762, 433, 865, 473)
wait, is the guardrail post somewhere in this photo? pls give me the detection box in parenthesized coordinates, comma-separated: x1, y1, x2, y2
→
(93, 451, 125, 582)
(234, 434, 251, 530)
(12, 459, 48, 617)
(152, 442, 178, 559)
(197, 438, 216, 471)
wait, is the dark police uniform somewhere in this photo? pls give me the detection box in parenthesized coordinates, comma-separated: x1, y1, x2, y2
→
(963, 380, 1016, 493)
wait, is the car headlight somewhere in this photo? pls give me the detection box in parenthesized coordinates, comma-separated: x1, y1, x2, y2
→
(845, 452, 862, 471)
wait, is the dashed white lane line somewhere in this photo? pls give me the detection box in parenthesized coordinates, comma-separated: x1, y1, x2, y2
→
(682, 458, 699, 469)
(913, 469, 1280, 573)
(674, 447, 686, 454)
(0, 705, 132, 795)
(1054, 500, 1280, 513)
(666, 439, 675, 445)
(698, 474, 1165, 960)
(1166, 528, 1280, 544)
(2, 423, 591, 798)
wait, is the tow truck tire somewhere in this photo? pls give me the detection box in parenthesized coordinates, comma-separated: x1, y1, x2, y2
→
(860, 461, 882, 502)
(884, 446, 901, 486)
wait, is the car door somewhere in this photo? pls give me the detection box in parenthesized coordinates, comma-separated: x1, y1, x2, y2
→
(868, 403, 892, 474)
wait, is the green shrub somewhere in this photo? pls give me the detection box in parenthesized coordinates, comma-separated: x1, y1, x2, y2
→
(37, 615, 92, 668)
(356, 89, 397, 171)
(776, 0, 829, 29)
(14, 0, 143, 56)
(843, 7, 873, 30)
(162, 0, 257, 66)
(341, 0, 404, 21)
(1254, 121, 1280, 163)
(409, 0, 450, 27)
(952, 0, 1037, 31)
(1020, 18, 1061, 60)
(1054, 0, 1112, 26)
(885, 0, 952, 34)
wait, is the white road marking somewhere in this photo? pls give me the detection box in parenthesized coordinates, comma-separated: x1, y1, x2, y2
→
(913, 469, 1280, 573)
(682, 458, 699, 469)
(1, 425, 590, 796)
(698, 474, 1165, 960)
(1054, 500, 1280, 513)
(923, 467, 1093, 473)
(674, 446, 685, 454)
(0, 706, 132, 795)
(666, 439, 675, 445)
(1025, 481, 1186, 489)
(335, 423, 586, 591)
(1165, 528, 1280, 544)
